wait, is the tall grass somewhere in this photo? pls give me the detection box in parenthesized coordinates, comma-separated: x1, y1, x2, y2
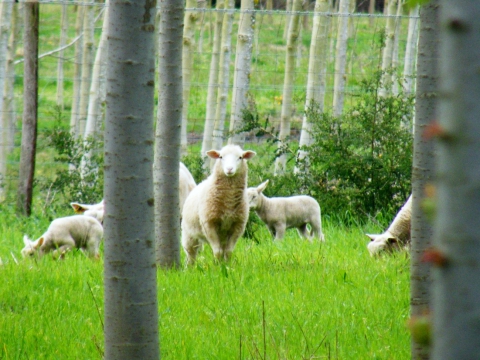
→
(0, 211, 410, 359)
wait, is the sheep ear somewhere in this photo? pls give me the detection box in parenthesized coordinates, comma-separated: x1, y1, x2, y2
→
(36, 237, 45, 248)
(257, 180, 269, 193)
(387, 237, 398, 244)
(242, 150, 256, 160)
(71, 202, 87, 213)
(206, 150, 221, 159)
(23, 235, 32, 246)
(366, 234, 377, 241)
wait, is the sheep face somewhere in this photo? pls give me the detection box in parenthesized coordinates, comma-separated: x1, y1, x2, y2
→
(247, 180, 269, 209)
(21, 235, 44, 258)
(366, 232, 400, 255)
(207, 145, 256, 177)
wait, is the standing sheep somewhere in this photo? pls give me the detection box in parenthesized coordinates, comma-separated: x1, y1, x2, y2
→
(21, 215, 104, 259)
(366, 195, 412, 255)
(181, 145, 256, 264)
(247, 180, 325, 241)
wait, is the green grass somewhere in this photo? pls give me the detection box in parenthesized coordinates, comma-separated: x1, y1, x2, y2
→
(0, 211, 410, 359)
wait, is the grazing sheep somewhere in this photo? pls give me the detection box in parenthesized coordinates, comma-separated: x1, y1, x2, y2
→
(247, 180, 325, 241)
(21, 215, 103, 259)
(181, 145, 256, 264)
(366, 195, 412, 255)
(179, 162, 197, 212)
(71, 199, 105, 224)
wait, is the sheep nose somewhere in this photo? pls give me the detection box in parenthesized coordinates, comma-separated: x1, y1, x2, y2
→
(225, 167, 234, 175)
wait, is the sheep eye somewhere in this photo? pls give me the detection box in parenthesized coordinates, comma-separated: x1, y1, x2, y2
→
(239, 156, 243, 160)
(219, 156, 222, 159)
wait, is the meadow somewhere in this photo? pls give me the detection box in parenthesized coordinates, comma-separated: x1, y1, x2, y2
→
(0, 206, 410, 359)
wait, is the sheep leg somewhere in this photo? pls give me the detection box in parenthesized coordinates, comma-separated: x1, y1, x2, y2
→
(203, 223, 225, 262)
(297, 224, 311, 240)
(310, 220, 325, 242)
(274, 224, 286, 240)
(182, 234, 201, 265)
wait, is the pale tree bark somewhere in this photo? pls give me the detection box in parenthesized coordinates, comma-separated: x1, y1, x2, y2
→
(432, 1, 480, 358)
(17, 1, 39, 216)
(197, 0, 207, 54)
(155, 0, 184, 268)
(379, 0, 398, 97)
(70, 6, 84, 134)
(391, 0, 403, 95)
(368, 0, 375, 27)
(77, 1, 96, 137)
(212, 0, 234, 153)
(56, 0, 68, 110)
(283, 0, 292, 40)
(103, 0, 159, 357)
(332, 0, 349, 118)
(403, 5, 419, 96)
(274, 0, 303, 174)
(0, 0, 13, 202)
(410, 2, 438, 360)
(296, 0, 331, 170)
(228, 0, 255, 146)
(180, 0, 199, 155)
(200, 0, 224, 170)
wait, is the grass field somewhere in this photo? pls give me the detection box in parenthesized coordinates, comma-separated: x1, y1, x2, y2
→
(0, 207, 410, 359)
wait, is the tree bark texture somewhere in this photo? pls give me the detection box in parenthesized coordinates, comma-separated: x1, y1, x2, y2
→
(155, 0, 184, 268)
(332, 0, 349, 118)
(403, 5, 420, 96)
(17, 1, 39, 216)
(432, 1, 480, 358)
(70, 6, 84, 134)
(379, 0, 397, 97)
(56, 1, 68, 110)
(103, 0, 159, 357)
(410, 2, 438, 359)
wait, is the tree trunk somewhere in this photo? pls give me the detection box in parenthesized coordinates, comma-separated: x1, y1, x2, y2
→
(200, 0, 224, 171)
(432, 1, 480, 358)
(296, 0, 331, 170)
(274, 0, 303, 174)
(181, 0, 199, 155)
(368, 0, 375, 27)
(56, 1, 68, 110)
(228, 0, 255, 146)
(410, 2, 438, 359)
(212, 0, 234, 153)
(103, 0, 159, 357)
(391, 0, 403, 95)
(379, 0, 397, 97)
(332, 0, 349, 118)
(77, 2, 96, 137)
(197, 0, 207, 54)
(17, 1, 39, 216)
(403, 5, 419, 96)
(155, 0, 184, 268)
(70, 6, 84, 134)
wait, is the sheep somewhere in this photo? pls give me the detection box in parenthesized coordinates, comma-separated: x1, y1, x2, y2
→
(71, 199, 105, 224)
(179, 161, 197, 212)
(247, 180, 325, 241)
(366, 195, 412, 256)
(181, 145, 256, 264)
(21, 215, 104, 259)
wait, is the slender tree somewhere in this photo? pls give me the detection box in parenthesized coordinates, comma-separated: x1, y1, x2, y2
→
(432, 1, 480, 358)
(70, 6, 84, 134)
(200, 0, 224, 170)
(228, 0, 255, 146)
(17, 0, 39, 216)
(0, 1, 13, 119)
(274, 0, 303, 174)
(155, 0, 184, 268)
(103, 0, 159, 357)
(403, 5, 420, 96)
(410, 2, 438, 359)
(56, 0, 68, 110)
(379, 0, 398, 97)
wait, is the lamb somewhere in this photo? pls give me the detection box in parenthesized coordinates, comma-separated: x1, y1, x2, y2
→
(247, 180, 325, 241)
(71, 199, 105, 224)
(21, 215, 104, 259)
(181, 145, 256, 264)
(366, 195, 412, 255)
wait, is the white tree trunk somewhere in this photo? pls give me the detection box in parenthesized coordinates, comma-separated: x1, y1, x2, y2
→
(433, 1, 480, 358)
(403, 5, 419, 95)
(181, 0, 200, 155)
(155, 0, 184, 268)
(274, 0, 303, 174)
(227, 0, 255, 146)
(332, 0, 350, 118)
(70, 6, 84, 134)
(56, 1, 68, 110)
(391, 0, 403, 95)
(197, 0, 207, 54)
(212, 0, 234, 153)
(379, 0, 398, 97)
(296, 0, 331, 170)
(103, 0, 159, 356)
(77, 2, 96, 137)
(200, 0, 224, 171)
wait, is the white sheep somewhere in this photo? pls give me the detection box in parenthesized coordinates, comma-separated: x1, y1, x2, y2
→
(247, 180, 325, 241)
(179, 161, 197, 212)
(366, 195, 412, 255)
(71, 199, 105, 224)
(21, 215, 104, 259)
(181, 145, 256, 264)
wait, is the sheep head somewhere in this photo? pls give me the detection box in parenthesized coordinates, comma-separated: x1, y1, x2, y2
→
(207, 145, 256, 177)
(247, 180, 269, 209)
(21, 235, 44, 258)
